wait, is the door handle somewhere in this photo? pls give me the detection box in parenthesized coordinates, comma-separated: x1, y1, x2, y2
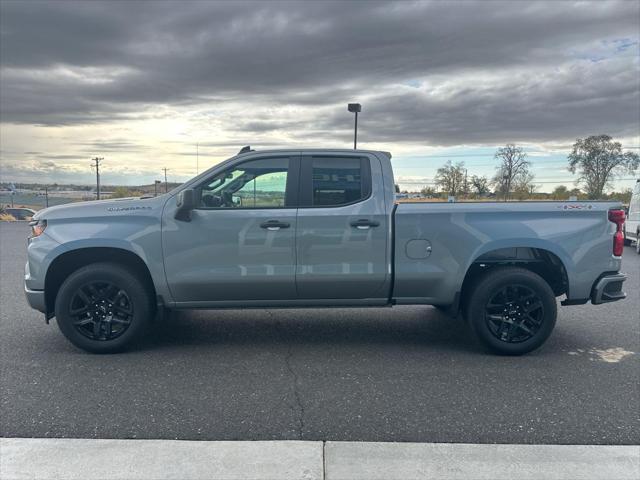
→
(260, 220, 290, 231)
(350, 219, 380, 230)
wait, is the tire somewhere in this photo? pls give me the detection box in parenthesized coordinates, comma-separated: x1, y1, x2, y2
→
(636, 232, 640, 254)
(464, 267, 557, 355)
(54, 263, 154, 353)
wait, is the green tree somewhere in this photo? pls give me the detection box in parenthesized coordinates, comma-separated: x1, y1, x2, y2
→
(568, 135, 639, 199)
(552, 185, 569, 200)
(606, 189, 633, 204)
(569, 188, 583, 199)
(111, 186, 133, 198)
(420, 186, 438, 198)
(435, 160, 466, 196)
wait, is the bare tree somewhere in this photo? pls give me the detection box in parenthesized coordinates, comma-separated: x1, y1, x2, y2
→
(512, 171, 537, 199)
(435, 161, 466, 196)
(568, 135, 639, 199)
(492, 144, 531, 201)
(470, 175, 490, 196)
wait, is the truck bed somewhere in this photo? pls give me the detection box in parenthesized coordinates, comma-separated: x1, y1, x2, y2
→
(392, 201, 622, 305)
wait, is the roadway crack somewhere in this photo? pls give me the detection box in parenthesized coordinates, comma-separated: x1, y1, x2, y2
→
(269, 310, 305, 439)
(285, 343, 306, 439)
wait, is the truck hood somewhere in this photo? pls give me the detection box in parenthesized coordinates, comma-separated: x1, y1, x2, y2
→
(34, 195, 166, 221)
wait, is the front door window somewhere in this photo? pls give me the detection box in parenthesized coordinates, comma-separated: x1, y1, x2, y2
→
(199, 157, 289, 209)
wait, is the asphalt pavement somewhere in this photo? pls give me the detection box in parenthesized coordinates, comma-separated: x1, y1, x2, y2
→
(1, 221, 638, 444)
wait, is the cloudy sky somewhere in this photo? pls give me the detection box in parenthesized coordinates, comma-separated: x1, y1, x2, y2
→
(1, 0, 639, 191)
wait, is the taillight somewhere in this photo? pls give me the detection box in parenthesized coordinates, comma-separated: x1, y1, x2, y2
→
(608, 209, 625, 257)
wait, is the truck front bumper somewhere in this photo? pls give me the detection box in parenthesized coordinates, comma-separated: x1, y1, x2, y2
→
(24, 284, 46, 313)
(591, 273, 627, 305)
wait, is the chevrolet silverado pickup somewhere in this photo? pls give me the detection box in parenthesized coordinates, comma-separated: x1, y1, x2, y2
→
(25, 148, 628, 354)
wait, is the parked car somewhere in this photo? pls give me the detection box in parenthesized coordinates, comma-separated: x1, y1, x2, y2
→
(623, 179, 640, 254)
(25, 148, 628, 354)
(5, 207, 37, 220)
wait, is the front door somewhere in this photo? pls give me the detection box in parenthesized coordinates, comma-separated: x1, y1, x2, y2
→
(295, 153, 389, 300)
(162, 155, 299, 304)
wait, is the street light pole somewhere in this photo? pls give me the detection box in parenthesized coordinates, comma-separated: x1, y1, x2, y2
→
(347, 103, 361, 150)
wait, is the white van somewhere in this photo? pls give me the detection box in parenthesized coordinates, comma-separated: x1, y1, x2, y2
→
(625, 179, 640, 253)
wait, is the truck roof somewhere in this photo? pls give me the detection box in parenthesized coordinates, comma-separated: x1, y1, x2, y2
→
(235, 147, 391, 159)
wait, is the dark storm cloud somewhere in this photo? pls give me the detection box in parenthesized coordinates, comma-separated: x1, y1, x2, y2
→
(0, 0, 638, 144)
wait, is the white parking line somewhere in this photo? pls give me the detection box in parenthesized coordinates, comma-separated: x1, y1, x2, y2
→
(1, 438, 638, 480)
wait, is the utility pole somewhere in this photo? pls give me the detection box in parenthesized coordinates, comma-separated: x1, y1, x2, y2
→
(44, 186, 49, 208)
(163, 168, 169, 193)
(91, 157, 104, 200)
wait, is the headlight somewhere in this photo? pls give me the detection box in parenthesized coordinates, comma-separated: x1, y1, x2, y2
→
(29, 219, 47, 238)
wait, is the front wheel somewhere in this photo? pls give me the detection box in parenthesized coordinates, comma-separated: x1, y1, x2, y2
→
(55, 263, 154, 353)
(464, 267, 557, 355)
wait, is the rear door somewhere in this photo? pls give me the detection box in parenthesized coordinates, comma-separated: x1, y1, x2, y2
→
(295, 153, 390, 300)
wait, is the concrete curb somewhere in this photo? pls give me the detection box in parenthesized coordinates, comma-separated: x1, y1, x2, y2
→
(1, 438, 638, 480)
(325, 442, 640, 480)
(0, 438, 322, 480)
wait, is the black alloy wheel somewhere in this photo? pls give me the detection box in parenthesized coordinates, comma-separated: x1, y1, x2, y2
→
(464, 267, 557, 355)
(69, 281, 133, 341)
(55, 263, 153, 353)
(484, 284, 544, 343)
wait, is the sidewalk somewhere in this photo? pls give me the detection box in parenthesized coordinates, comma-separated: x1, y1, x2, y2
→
(1, 438, 638, 480)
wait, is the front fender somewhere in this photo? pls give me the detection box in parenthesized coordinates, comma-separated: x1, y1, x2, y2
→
(35, 214, 172, 304)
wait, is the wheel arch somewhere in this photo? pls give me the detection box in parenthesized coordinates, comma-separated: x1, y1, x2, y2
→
(45, 247, 157, 314)
(459, 246, 570, 310)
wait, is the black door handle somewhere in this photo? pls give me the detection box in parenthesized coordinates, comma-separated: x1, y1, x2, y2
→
(350, 219, 380, 229)
(260, 220, 290, 230)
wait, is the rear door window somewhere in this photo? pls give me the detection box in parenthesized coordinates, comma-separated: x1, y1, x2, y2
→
(303, 156, 371, 207)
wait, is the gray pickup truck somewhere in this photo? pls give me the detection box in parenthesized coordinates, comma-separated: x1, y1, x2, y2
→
(25, 148, 628, 354)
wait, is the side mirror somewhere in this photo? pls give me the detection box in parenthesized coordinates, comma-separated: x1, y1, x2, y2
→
(175, 188, 195, 221)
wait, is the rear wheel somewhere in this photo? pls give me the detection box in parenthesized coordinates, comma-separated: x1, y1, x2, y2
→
(55, 263, 153, 353)
(464, 267, 557, 355)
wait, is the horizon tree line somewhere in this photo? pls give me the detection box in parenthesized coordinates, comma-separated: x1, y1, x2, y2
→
(423, 134, 639, 201)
